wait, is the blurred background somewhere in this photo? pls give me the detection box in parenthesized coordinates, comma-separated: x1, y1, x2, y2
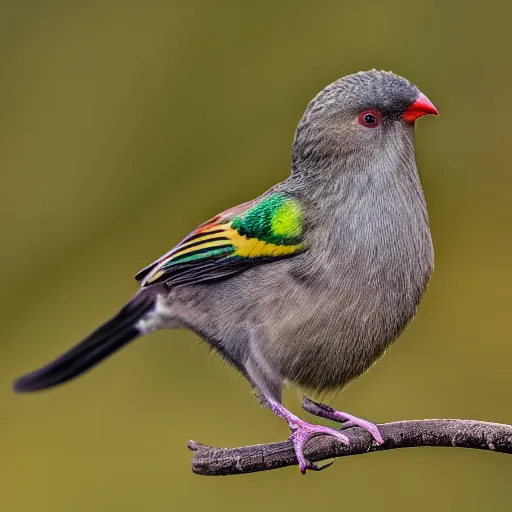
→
(2, 1, 511, 510)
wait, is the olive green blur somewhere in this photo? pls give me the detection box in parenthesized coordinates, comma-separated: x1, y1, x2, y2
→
(2, 1, 511, 510)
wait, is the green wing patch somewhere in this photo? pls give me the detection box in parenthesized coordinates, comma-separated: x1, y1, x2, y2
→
(139, 192, 305, 287)
(231, 194, 303, 246)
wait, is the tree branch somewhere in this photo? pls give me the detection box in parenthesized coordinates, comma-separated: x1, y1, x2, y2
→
(189, 417, 512, 476)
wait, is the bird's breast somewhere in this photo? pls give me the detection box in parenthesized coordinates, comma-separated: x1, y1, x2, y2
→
(266, 188, 434, 391)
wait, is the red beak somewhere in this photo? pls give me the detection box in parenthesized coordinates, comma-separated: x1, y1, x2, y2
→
(402, 92, 439, 123)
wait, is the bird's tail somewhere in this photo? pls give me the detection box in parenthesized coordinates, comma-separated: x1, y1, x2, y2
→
(13, 292, 155, 393)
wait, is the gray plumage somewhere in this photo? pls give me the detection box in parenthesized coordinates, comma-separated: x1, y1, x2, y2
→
(144, 70, 433, 399)
(14, 70, 437, 473)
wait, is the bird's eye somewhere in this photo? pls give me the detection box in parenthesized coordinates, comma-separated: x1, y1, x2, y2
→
(357, 109, 381, 128)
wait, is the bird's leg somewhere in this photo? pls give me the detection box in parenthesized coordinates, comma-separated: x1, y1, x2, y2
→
(302, 397, 384, 445)
(263, 396, 350, 474)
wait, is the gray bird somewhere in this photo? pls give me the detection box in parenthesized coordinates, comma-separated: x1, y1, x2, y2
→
(14, 70, 438, 473)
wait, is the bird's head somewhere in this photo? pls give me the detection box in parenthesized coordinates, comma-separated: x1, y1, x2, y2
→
(291, 70, 438, 177)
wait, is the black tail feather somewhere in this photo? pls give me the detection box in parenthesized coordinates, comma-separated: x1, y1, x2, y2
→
(13, 292, 155, 393)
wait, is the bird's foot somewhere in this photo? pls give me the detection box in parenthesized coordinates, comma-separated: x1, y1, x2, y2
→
(289, 418, 350, 474)
(302, 397, 384, 445)
(265, 398, 350, 474)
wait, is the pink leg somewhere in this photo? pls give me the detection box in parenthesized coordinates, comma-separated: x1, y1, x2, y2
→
(266, 398, 350, 474)
(302, 397, 384, 445)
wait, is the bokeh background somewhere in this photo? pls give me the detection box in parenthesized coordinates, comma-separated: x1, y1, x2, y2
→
(2, 1, 511, 510)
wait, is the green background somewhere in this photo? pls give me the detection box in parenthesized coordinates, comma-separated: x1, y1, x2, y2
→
(2, 1, 512, 510)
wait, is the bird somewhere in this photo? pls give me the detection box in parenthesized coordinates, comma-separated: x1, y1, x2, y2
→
(13, 70, 438, 474)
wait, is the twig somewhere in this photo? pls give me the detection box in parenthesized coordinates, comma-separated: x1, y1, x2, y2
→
(189, 413, 512, 476)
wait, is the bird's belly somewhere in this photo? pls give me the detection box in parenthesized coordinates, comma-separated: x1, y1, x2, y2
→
(258, 275, 423, 392)
(171, 241, 431, 394)
(276, 323, 393, 392)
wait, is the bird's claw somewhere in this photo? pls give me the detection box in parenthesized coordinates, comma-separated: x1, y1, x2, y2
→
(289, 420, 350, 474)
(304, 459, 335, 472)
(302, 397, 384, 445)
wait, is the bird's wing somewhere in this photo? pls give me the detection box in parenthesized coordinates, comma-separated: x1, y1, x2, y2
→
(136, 192, 306, 288)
